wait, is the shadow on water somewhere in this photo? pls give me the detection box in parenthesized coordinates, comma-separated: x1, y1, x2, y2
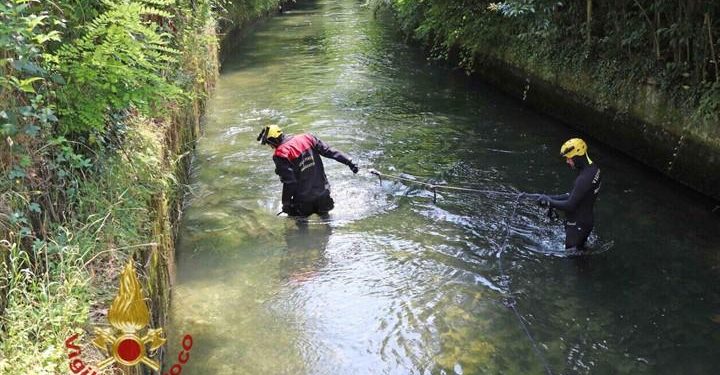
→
(166, 0, 720, 374)
(278, 220, 332, 284)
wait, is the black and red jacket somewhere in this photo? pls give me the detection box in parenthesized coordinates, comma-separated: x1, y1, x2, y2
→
(273, 134, 353, 203)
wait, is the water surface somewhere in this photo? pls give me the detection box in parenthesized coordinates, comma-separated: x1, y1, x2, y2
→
(167, 1, 720, 373)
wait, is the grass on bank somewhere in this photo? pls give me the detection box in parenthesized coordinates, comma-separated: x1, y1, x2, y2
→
(0, 117, 174, 374)
(1, 0, 286, 371)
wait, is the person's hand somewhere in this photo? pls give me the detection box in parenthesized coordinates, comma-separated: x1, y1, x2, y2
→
(282, 201, 295, 215)
(348, 162, 359, 174)
(536, 194, 551, 206)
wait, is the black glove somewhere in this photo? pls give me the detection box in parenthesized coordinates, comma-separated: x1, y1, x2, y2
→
(536, 194, 551, 206)
(546, 206, 559, 220)
(282, 201, 295, 215)
(348, 161, 359, 174)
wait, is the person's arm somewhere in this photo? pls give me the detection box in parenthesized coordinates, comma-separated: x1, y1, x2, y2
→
(523, 192, 568, 201)
(274, 156, 297, 211)
(547, 173, 592, 212)
(549, 192, 570, 200)
(281, 183, 297, 209)
(313, 135, 358, 173)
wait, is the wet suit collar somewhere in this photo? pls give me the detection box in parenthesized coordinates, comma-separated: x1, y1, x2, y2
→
(573, 154, 592, 170)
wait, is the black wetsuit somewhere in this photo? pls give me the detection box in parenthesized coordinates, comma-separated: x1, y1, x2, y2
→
(273, 134, 354, 217)
(547, 158, 601, 249)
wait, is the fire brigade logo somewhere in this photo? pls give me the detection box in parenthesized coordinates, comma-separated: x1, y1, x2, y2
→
(92, 261, 165, 370)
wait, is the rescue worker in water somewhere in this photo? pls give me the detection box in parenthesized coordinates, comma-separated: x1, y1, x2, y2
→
(257, 125, 359, 217)
(533, 138, 601, 250)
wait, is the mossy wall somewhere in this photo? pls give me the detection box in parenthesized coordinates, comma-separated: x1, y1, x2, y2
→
(471, 52, 720, 201)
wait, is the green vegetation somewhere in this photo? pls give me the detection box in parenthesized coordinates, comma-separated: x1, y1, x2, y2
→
(0, 0, 283, 372)
(216, 0, 283, 28)
(0, 118, 173, 372)
(378, 0, 720, 132)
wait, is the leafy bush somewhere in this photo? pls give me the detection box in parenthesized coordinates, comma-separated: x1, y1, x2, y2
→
(55, 0, 182, 134)
(0, 1, 284, 371)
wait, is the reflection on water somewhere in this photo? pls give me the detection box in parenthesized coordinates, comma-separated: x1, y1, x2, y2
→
(167, 0, 720, 374)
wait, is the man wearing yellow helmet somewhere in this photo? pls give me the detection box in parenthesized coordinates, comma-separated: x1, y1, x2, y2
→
(257, 125, 359, 217)
(535, 138, 601, 250)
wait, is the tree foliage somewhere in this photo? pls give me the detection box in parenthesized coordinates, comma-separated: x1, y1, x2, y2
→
(385, 0, 720, 123)
(55, 0, 181, 134)
(0, 0, 212, 243)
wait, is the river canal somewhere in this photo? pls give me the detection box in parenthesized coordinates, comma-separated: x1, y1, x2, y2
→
(166, 1, 720, 373)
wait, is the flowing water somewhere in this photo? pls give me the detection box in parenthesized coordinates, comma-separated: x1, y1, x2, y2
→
(166, 1, 720, 373)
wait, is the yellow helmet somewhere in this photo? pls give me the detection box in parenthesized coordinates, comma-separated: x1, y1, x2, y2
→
(560, 138, 593, 164)
(266, 125, 282, 139)
(257, 125, 283, 145)
(560, 138, 587, 158)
